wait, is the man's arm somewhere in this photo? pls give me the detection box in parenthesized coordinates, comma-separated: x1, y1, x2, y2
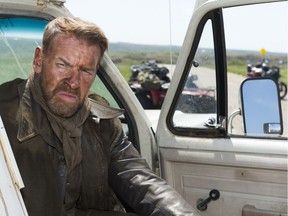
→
(108, 134, 200, 216)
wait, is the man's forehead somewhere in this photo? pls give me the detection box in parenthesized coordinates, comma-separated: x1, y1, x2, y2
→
(49, 34, 100, 54)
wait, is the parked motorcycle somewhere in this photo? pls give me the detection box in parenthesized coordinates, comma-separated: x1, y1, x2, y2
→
(129, 60, 170, 83)
(129, 60, 170, 109)
(246, 61, 287, 99)
(130, 81, 169, 109)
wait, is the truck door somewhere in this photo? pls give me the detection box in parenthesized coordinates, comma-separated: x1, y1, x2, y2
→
(156, 1, 287, 215)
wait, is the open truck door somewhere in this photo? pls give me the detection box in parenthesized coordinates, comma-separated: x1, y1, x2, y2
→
(155, 0, 288, 215)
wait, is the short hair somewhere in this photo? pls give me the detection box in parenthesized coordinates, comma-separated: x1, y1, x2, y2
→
(42, 17, 108, 62)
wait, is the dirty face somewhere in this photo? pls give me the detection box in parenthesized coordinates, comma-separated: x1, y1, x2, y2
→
(33, 34, 101, 117)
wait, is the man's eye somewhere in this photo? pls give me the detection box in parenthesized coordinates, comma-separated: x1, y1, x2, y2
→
(56, 63, 66, 69)
(81, 69, 93, 75)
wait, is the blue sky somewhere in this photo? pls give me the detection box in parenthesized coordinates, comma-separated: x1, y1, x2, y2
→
(65, 0, 288, 53)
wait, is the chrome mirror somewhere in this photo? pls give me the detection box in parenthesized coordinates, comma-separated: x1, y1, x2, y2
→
(240, 78, 283, 135)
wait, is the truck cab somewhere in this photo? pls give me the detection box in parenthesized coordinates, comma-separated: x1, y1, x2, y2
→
(0, 0, 287, 215)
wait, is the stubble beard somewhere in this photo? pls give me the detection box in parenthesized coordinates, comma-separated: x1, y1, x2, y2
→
(39, 74, 83, 118)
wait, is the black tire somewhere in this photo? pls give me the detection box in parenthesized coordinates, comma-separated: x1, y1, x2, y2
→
(161, 76, 171, 83)
(135, 90, 153, 109)
(279, 81, 287, 100)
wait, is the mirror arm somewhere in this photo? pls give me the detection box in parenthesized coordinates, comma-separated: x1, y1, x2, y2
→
(228, 108, 241, 134)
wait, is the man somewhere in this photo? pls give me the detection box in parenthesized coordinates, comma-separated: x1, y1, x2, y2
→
(0, 17, 199, 215)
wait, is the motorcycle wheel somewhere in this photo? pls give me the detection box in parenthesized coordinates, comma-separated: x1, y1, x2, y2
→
(135, 90, 154, 109)
(279, 81, 287, 100)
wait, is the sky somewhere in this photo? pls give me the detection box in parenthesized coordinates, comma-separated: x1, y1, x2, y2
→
(65, 0, 288, 53)
(65, 0, 194, 46)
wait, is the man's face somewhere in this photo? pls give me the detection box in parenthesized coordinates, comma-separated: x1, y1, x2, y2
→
(33, 34, 101, 117)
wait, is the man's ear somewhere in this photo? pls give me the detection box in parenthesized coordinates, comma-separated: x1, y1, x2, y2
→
(33, 46, 43, 74)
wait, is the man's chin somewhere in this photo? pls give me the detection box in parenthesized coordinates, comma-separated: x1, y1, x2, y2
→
(48, 102, 78, 118)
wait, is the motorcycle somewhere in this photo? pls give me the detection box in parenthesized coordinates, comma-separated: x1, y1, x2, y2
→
(246, 61, 287, 99)
(128, 60, 170, 109)
(130, 81, 169, 109)
(129, 60, 170, 83)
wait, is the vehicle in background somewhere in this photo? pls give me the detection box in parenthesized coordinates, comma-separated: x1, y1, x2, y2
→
(129, 60, 170, 109)
(247, 60, 287, 99)
(0, 0, 287, 215)
(129, 60, 171, 83)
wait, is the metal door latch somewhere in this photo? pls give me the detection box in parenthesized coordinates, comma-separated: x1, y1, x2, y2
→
(196, 189, 220, 211)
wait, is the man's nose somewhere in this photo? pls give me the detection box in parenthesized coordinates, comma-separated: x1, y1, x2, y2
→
(67, 68, 80, 89)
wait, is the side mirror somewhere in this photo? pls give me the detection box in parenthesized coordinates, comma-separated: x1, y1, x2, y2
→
(240, 78, 283, 136)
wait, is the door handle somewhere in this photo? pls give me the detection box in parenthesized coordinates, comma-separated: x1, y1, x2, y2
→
(196, 189, 220, 211)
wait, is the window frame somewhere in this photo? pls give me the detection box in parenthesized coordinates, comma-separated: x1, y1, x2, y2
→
(166, 9, 227, 138)
(97, 66, 141, 152)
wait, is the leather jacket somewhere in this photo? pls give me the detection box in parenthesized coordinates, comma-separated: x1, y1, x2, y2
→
(0, 78, 199, 216)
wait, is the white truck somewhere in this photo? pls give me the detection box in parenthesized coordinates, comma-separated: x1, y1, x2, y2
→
(0, 0, 287, 215)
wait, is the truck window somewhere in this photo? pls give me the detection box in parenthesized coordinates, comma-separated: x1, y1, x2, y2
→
(223, 2, 287, 138)
(170, 2, 287, 138)
(169, 9, 226, 138)
(173, 19, 217, 129)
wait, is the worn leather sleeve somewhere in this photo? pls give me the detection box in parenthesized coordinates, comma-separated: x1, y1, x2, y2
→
(108, 135, 200, 216)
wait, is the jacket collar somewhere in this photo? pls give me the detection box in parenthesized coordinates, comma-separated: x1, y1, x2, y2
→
(89, 99, 125, 124)
(17, 80, 125, 142)
(17, 81, 37, 142)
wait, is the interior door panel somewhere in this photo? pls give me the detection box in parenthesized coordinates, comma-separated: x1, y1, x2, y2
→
(159, 143, 287, 215)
